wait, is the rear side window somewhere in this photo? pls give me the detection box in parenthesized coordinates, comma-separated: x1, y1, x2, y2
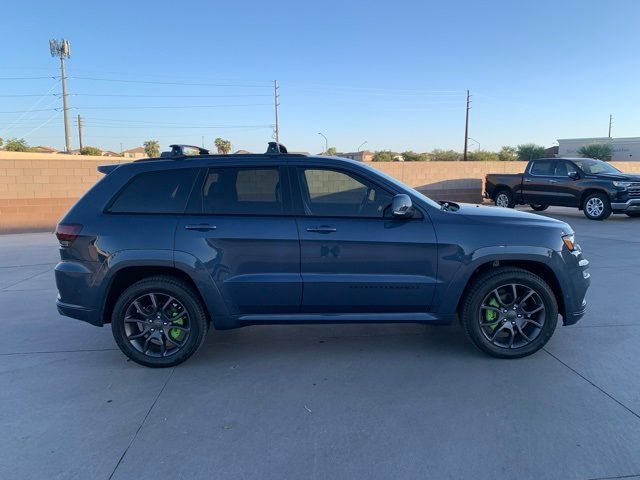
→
(530, 160, 554, 176)
(109, 169, 198, 213)
(201, 167, 283, 215)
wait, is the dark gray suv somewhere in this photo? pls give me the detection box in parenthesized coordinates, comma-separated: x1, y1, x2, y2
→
(55, 143, 591, 367)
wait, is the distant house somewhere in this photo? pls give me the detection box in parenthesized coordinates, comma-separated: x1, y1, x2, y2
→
(336, 150, 374, 162)
(102, 150, 122, 157)
(32, 146, 59, 154)
(122, 147, 146, 159)
(544, 146, 559, 157)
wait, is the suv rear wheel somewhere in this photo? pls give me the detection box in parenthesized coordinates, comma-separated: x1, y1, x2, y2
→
(460, 267, 558, 358)
(111, 276, 208, 367)
(529, 204, 548, 211)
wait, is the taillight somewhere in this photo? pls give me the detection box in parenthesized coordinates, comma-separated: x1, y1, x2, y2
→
(56, 223, 83, 247)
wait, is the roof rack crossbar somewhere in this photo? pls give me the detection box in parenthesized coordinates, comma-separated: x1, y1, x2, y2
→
(162, 144, 210, 158)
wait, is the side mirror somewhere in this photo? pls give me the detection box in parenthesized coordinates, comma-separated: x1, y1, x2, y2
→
(392, 194, 414, 218)
(568, 171, 579, 180)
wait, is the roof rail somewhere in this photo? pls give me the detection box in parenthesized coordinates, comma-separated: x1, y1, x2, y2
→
(160, 144, 210, 158)
(266, 142, 288, 155)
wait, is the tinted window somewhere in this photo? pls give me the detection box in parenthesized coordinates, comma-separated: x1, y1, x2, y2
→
(530, 160, 554, 176)
(109, 169, 198, 213)
(202, 167, 283, 215)
(300, 168, 393, 218)
(554, 161, 569, 177)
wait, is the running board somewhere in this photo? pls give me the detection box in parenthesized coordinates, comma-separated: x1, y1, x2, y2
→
(236, 312, 455, 324)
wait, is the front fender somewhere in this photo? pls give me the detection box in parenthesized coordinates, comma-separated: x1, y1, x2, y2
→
(434, 245, 562, 315)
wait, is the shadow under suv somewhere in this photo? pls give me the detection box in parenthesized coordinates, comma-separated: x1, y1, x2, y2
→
(55, 142, 591, 367)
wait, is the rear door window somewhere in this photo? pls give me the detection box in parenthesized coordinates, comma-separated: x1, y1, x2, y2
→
(109, 169, 198, 213)
(530, 160, 554, 176)
(200, 167, 284, 215)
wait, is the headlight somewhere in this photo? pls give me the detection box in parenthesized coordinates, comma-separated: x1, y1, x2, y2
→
(613, 181, 631, 188)
(562, 233, 576, 251)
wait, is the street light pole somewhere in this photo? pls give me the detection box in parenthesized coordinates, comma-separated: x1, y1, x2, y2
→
(468, 137, 480, 152)
(318, 132, 328, 154)
(357, 140, 368, 151)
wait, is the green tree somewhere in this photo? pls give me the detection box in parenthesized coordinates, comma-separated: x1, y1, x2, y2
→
(498, 146, 517, 162)
(517, 143, 546, 161)
(80, 146, 102, 156)
(401, 151, 430, 162)
(325, 147, 337, 156)
(372, 150, 398, 162)
(578, 143, 613, 161)
(5, 138, 30, 152)
(0, 137, 3, 148)
(430, 149, 461, 161)
(214, 137, 232, 154)
(143, 140, 160, 158)
(467, 150, 500, 161)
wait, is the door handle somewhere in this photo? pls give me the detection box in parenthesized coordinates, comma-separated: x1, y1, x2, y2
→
(184, 223, 217, 231)
(524, 179, 532, 183)
(548, 179, 558, 184)
(306, 226, 337, 233)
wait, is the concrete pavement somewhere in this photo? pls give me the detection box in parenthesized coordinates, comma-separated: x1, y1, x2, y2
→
(1, 208, 639, 480)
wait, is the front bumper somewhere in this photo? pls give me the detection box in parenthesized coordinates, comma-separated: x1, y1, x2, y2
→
(611, 198, 640, 213)
(560, 249, 590, 326)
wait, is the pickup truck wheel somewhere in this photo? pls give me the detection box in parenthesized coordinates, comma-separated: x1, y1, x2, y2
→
(529, 204, 548, 212)
(461, 268, 558, 358)
(111, 276, 208, 368)
(583, 193, 611, 220)
(494, 190, 514, 208)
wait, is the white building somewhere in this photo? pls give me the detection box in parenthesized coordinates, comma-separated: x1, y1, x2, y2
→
(557, 137, 640, 161)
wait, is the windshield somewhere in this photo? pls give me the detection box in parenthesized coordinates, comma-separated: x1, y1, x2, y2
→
(358, 162, 442, 209)
(572, 159, 621, 175)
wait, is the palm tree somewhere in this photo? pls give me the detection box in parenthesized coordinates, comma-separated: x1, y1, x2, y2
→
(143, 140, 160, 158)
(214, 137, 232, 155)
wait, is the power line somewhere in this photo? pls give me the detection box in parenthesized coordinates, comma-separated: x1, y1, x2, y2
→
(70, 103, 273, 110)
(69, 76, 272, 87)
(0, 76, 58, 80)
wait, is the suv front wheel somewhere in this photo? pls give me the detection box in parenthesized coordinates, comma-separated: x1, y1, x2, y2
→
(460, 267, 558, 358)
(111, 276, 208, 367)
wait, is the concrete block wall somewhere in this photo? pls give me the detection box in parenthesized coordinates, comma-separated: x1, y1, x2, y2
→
(1, 152, 639, 233)
(0, 152, 128, 233)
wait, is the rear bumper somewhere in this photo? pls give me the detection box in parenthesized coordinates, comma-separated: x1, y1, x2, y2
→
(56, 298, 102, 326)
(611, 199, 640, 212)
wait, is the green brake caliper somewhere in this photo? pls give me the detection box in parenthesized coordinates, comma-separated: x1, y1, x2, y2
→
(485, 297, 500, 331)
(165, 305, 186, 341)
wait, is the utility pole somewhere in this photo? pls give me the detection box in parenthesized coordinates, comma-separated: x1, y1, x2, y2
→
(463, 89, 470, 161)
(608, 114, 613, 138)
(77, 114, 83, 151)
(50, 39, 72, 152)
(274, 80, 280, 143)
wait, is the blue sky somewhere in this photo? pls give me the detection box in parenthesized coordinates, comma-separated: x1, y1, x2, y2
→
(1, 0, 639, 154)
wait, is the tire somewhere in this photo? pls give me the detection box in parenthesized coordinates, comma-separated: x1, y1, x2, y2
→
(111, 276, 208, 368)
(582, 192, 611, 220)
(460, 267, 558, 359)
(529, 204, 548, 212)
(494, 190, 514, 208)
(625, 212, 640, 218)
